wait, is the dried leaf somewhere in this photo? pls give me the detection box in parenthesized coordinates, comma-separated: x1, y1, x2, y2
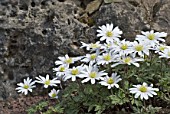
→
(85, 0, 102, 14)
(104, 0, 123, 4)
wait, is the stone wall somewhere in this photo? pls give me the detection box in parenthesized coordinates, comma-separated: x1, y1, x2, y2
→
(0, 0, 170, 100)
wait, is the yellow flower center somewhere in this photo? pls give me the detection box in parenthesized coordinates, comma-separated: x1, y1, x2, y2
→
(90, 54, 97, 60)
(135, 45, 143, 51)
(90, 44, 99, 49)
(121, 44, 128, 50)
(159, 46, 165, 51)
(52, 93, 57, 98)
(103, 54, 111, 61)
(139, 85, 147, 92)
(23, 85, 29, 89)
(59, 66, 65, 72)
(106, 31, 113, 37)
(65, 58, 72, 64)
(71, 69, 79, 75)
(89, 72, 97, 78)
(148, 34, 155, 40)
(124, 57, 131, 64)
(107, 78, 114, 84)
(45, 80, 50, 85)
(107, 43, 111, 48)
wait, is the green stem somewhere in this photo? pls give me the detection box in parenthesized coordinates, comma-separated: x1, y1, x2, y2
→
(76, 79, 85, 95)
(150, 51, 153, 66)
(110, 89, 114, 95)
(143, 100, 147, 112)
(59, 78, 64, 90)
(161, 59, 163, 77)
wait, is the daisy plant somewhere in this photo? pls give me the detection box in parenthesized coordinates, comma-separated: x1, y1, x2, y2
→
(17, 23, 170, 114)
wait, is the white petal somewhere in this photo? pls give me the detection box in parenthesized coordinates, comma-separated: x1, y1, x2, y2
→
(91, 79, 95, 84)
(134, 92, 140, 98)
(82, 78, 90, 83)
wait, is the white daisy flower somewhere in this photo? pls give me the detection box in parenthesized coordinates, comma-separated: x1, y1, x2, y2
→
(64, 65, 85, 81)
(35, 74, 60, 88)
(53, 65, 69, 78)
(16, 77, 36, 95)
(80, 63, 107, 84)
(97, 52, 115, 65)
(136, 30, 167, 47)
(80, 41, 101, 52)
(100, 41, 119, 51)
(101, 42, 113, 51)
(99, 73, 122, 89)
(129, 82, 159, 100)
(112, 39, 133, 56)
(158, 47, 170, 59)
(131, 41, 150, 57)
(153, 44, 168, 54)
(97, 23, 122, 43)
(49, 89, 60, 99)
(55, 54, 79, 67)
(111, 56, 144, 67)
(81, 53, 98, 63)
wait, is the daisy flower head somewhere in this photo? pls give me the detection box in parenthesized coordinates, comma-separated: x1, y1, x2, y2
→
(80, 63, 107, 84)
(129, 82, 159, 100)
(136, 30, 167, 47)
(64, 65, 85, 81)
(81, 53, 98, 64)
(97, 52, 115, 65)
(153, 43, 168, 54)
(55, 54, 78, 67)
(53, 64, 69, 78)
(80, 41, 101, 52)
(101, 42, 114, 51)
(16, 77, 36, 95)
(49, 89, 60, 99)
(99, 73, 122, 89)
(131, 40, 150, 57)
(111, 56, 144, 67)
(112, 39, 133, 56)
(97, 23, 122, 43)
(158, 47, 170, 59)
(35, 74, 60, 88)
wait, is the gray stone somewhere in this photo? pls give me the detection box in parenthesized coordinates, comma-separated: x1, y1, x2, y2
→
(0, 0, 95, 100)
(95, 0, 170, 42)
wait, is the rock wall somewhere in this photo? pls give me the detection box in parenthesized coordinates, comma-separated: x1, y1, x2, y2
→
(0, 0, 170, 100)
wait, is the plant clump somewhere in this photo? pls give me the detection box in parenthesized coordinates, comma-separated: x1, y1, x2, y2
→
(16, 23, 170, 114)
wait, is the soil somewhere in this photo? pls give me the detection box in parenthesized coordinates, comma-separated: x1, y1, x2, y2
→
(0, 95, 56, 114)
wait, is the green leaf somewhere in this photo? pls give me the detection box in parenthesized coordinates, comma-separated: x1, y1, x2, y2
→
(88, 105, 94, 112)
(109, 90, 129, 105)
